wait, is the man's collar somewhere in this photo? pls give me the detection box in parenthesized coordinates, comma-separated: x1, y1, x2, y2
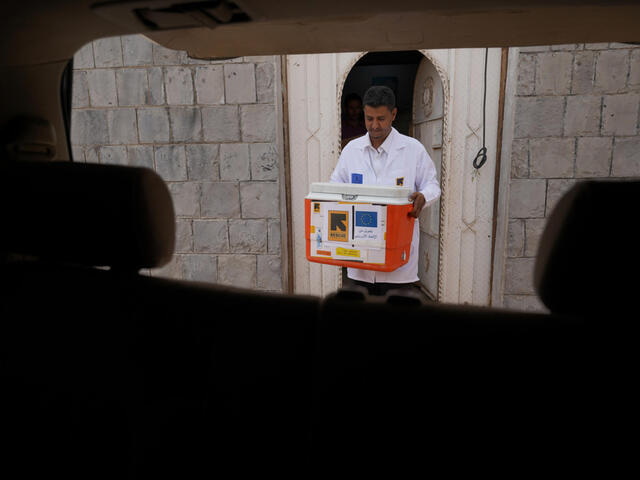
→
(363, 127, 398, 152)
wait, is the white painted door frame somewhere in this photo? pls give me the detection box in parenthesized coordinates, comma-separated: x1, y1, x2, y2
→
(286, 49, 502, 303)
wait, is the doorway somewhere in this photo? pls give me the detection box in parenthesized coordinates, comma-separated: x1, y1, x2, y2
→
(339, 51, 444, 300)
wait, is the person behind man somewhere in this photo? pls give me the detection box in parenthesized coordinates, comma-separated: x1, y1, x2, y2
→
(341, 93, 368, 149)
(330, 85, 441, 295)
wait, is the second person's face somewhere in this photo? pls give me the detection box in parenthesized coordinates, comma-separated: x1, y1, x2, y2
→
(347, 99, 363, 121)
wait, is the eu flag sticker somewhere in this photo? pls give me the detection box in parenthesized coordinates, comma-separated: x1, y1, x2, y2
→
(351, 173, 363, 184)
(355, 211, 378, 227)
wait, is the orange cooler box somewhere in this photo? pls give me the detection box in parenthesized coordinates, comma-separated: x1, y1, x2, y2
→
(305, 182, 415, 272)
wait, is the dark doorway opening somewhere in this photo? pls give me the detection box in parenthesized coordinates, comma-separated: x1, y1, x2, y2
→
(341, 50, 424, 143)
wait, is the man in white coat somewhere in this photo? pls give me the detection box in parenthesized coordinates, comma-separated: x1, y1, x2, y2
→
(330, 85, 441, 295)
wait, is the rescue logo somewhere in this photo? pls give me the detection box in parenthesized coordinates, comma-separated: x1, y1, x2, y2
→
(396, 177, 404, 186)
(328, 210, 349, 242)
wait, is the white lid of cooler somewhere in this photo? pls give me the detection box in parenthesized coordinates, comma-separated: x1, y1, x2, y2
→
(307, 182, 412, 200)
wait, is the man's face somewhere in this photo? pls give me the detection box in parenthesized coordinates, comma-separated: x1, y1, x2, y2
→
(346, 99, 362, 122)
(364, 105, 397, 142)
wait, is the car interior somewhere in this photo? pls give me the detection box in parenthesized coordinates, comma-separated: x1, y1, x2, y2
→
(1, 0, 638, 477)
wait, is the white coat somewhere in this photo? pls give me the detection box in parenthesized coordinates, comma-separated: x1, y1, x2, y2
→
(330, 127, 441, 284)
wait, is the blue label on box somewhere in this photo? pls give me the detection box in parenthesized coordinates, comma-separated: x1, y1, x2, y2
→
(351, 173, 363, 184)
(355, 211, 378, 227)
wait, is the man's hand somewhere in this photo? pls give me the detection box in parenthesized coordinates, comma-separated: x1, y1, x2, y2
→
(408, 192, 426, 218)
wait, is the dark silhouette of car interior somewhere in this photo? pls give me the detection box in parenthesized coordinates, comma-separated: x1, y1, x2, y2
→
(1, 1, 638, 477)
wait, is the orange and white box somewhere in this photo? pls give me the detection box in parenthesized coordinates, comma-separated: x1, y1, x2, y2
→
(305, 183, 415, 272)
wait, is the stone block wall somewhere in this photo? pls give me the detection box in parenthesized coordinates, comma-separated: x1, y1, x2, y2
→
(504, 43, 640, 311)
(71, 35, 283, 292)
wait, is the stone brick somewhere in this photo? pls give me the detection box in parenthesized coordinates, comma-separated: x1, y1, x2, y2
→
(151, 255, 183, 280)
(572, 51, 595, 94)
(507, 219, 524, 257)
(510, 139, 529, 178)
(107, 109, 138, 144)
(183, 55, 210, 65)
(85, 146, 100, 164)
(516, 54, 536, 96)
(514, 97, 564, 138)
(503, 295, 548, 312)
(122, 35, 152, 66)
(169, 182, 200, 217)
(609, 42, 633, 49)
(612, 137, 640, 176)
(175, 219, 193, 253)
(155, 145, 187, 181)
(229, 219, 267, 253)
(240, 182, 279, 218)
(535, 52, 572, 95)
(595, 49, 629, 93)
(584, 43, 610, 50)
(217, 255, 256, 288)
(630, 50, 640, 87)
(224, 64, 256, 103)
(87, 69, 117, 107)
(147, 67, 165, 105)
(182, 255, 217, 282)
(165, 67, 194, 105)
(602, 93, 640, 135)
(137, 108, 170, 142)
(208, 56, 243, 64)
(257, 255, 282, 291)
(240, 105, 276, 142)
(71, 110, 108, 145)
(576, 137, 612, 177)
(202, 106, 240, 142)
(518, 46, 549, 52)
(74, 42, 94, 69)
(152, 44, 182, 65)
(116, 68, 148, 106)
(194, 220, 229, 253)
(268, 220, 281, 254)
(100, 146, 128, 165)
(529, 138, 574, 178)
(201, 182, 241, 218)
(524, 218, 546, 257)
(127, 145, 154, 169)
(250, 143, 279, 180)
(93, 37, 123, 67)
(504, 257, 536, 295)
(71, 146, 85, 163)
(551, 44, 581, 51)
(220, 143, 250, 181)
(546, 179, 578, 215)
(509, 179, 546, 218)
(186, 144, 219, 180)
(244, 55, 277, 63)
(169, 107, 202, 142)
(72, 71, 89, 108)
(256, 62, 275, 103)
(194, 66, 225, 104)
(564, 95, 602, 136)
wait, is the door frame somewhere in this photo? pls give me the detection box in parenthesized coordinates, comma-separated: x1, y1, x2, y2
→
(287, 49, 502, 303)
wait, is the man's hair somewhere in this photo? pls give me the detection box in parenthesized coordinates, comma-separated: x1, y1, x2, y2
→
(363, 86, 396, 110)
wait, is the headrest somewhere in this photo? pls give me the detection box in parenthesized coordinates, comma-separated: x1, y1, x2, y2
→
(534, 180, 639, 315)
(1, 160, 175, 269)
